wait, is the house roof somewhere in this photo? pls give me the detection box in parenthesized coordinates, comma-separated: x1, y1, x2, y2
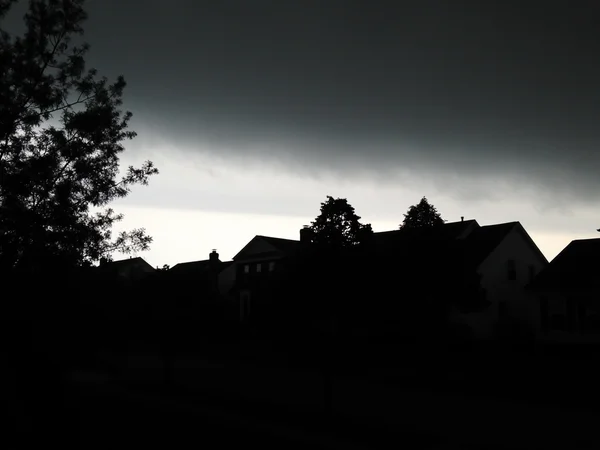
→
(170, 259, 211, 274)
(372, 220, 545, 273)
(257, 235, 301, 255)
(96, 256, 156, 281)
(456, 222, 518, 268)
(232, 219, 540, 275)
(369, 221, 482, 276)
(170, 259, 233, 277)
(529, 238, 600, 292)
(435, 219, 480, 239)
(373, 219, 479, 252)
(99, 256, 155, 272)
(232, 235, 301, 261)
(237, 220, 478, 259)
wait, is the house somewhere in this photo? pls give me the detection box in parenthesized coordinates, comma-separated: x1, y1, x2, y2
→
(85, 257, 157, 318)
(371, 219, 548, 340)
(350, 219, 485, 339)
(226, 220, 485, 333)
(228, 232, 306, 322)
(169, 250, 232, 294)
(97, 256, 156, 282)
(165, 250, 234, 314)
(527, 238, 600, 344)
(450, 221, 549, 340)
(222, 218, 547, 340)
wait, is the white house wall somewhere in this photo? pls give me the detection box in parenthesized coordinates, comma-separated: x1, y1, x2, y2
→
(456, 226, 547, 339)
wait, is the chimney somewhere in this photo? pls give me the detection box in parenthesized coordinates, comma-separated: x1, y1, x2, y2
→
(99, 257, 108, 266)
(209, 249, 219, 263)
(461, 216, 464, 222)
(300, 225, 313, 244)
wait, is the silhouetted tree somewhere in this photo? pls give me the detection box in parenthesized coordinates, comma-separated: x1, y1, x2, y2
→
(298, 195, 375, 340)
(0, 0, 158, 273)
(310, 196, 373, 249)
(399, 196, 445, 230)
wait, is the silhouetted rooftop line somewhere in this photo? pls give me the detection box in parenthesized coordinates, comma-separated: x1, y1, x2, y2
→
(530, 237, 600, 291)
(457, 222, 518, 268)
(170, 259, 233, 276)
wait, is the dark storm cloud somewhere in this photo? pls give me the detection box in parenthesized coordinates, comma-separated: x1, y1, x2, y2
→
(6, 1, 600, 204)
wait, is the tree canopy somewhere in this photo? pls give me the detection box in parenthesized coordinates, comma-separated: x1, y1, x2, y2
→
(399, 196, 445, 231)
(309, 196, 373, 249)
(0, 0, 158, 273)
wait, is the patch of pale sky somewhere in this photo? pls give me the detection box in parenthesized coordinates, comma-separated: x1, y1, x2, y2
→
(110, 203, 597, 269)
(107, 146, 600, 268)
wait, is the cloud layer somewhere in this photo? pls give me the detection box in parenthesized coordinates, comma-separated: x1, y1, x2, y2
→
(5, 1, 600, 204)
(4, 0, 600, 261)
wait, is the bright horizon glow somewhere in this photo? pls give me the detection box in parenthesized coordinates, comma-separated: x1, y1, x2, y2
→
(110, 205, 592, 268)
(107, 149, 600, 269)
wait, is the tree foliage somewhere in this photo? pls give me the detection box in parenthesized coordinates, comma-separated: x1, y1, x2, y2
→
(309, 195, 373, 249)
(0, 0, 158, 272)
(399, 196, 445, 230)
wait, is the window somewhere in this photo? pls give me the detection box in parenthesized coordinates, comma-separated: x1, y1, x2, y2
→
(244, 264, 250, 274)
(269, 261, 276, 272)
(256, 263, 262, 273)
(507, 259, 516, 281)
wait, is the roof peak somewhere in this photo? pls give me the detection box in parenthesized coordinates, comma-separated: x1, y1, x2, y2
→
(105, 256, 145, 264)
(480, 221, 519, 227)
(256, 234, 299, 242)
(172, 258, 210, 266)
(570, 237, 600, 243)
(446, 218, 478, 224)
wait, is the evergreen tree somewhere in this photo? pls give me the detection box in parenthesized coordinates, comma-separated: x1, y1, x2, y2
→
(399, 196, 445, 230)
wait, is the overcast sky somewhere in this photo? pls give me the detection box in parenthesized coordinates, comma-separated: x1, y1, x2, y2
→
(7, 0, 600, 266)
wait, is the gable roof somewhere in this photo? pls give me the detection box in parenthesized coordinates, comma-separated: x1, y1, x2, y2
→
(373, 219, 480, 253)
(100, 256, 155, 272)
(437, 219, 480, 239)
(372, 220, 547, 274)
(514, 222, 549, 266)
(170, 259, 212, 275)
(232, 235, 300, 261)
(169, 259, 233, 275)
(258, 236, 301, 254)
(457, 222, 518, 268)
(529, 238, 600, 292)
(96, 256, 156, 281)
(455, 221, 548, 270)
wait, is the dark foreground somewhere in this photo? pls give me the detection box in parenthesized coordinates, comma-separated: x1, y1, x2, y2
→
(68, 374, 341, 450)
(14, 369, 448, 450)
(14, 364, 600, 450)
(9, 329, 600, 450)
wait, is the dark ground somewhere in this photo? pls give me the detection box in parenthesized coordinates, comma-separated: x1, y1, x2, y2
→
(13, 368, 450, 450)
(10, 356, 597, 450)
(8, 321, 600, 450)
